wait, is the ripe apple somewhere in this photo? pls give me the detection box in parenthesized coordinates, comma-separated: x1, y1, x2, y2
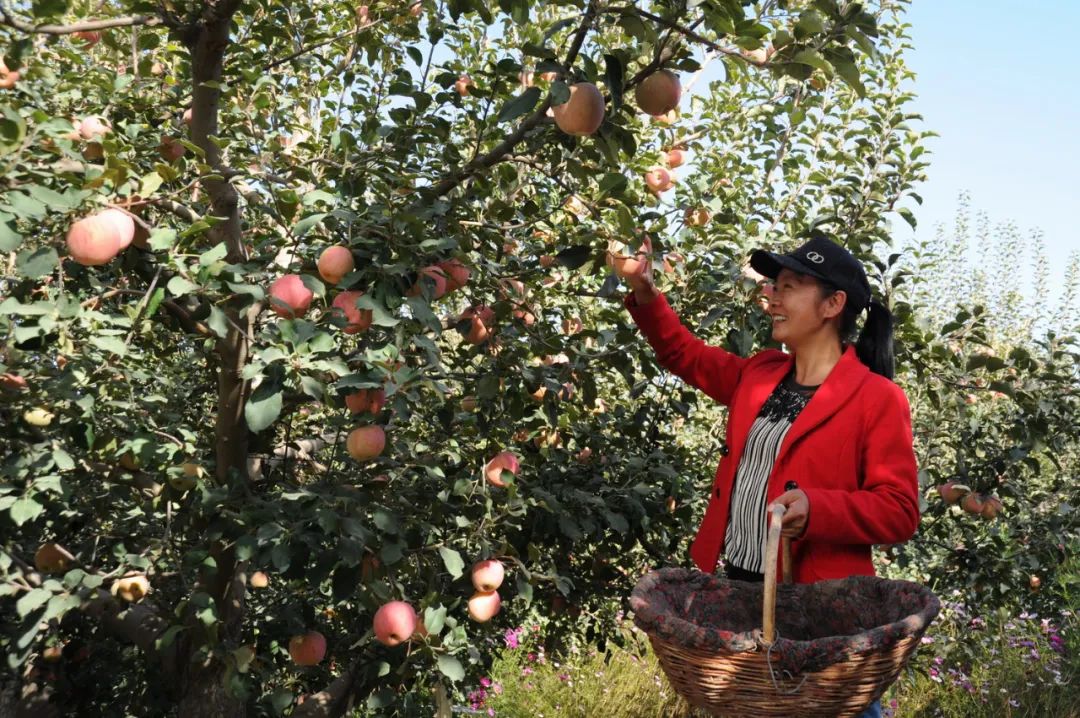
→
(182, 108, 193, 126)
(438, 258, 470, 291)
(606, 237, 651, 279)
(111, 575, 150, 602)
(73, 30, 102, 47)
(317, 246, 354, 285)
(459, 395, 478, 411)
(407, 265, 448, 300)
(356, 5, 370, 25)
(268, 274, 313, 318)
(644, 167, 674, 194)
(454, 74, 473, 96)
(42, 645, 64, 662)
(249, 571, 270, 589)
(66, 210, 130, 266)
(936, 482, 969, 505)
(575, 447, 593, 463)
(0, 60, 20, 90)
(467, 591, 501, 622)
(1029, 575, 1041, 591)
(960, 492, 985, 515)
(665, 148, 686, 168)
(519, 70, 534, 88)
(34, 543, 73, 574)
(331, 291, 373, 334)
(744, 47, 770, 64)
(980, 496, 1003, 519)
(97, 208, 136, 249)
(460, 305, 494, 345)
(1, 373, 28, 391)
(347, 425, 386, 461)
(345, 387, 386, 414)
(685, 207, 711, 227)
(78, 116, 110, 140)
(562, 317, 583, 335)
(552, 82, 605, 136)
(288, 631, 326, 665)
(408, 1, 423, 17)
(484, 451, 520, 488)
(158, 135, 186, 162)
(373, 600, 417, 646)
(635, 70, 681, 116)
(471, 559, 505, 592)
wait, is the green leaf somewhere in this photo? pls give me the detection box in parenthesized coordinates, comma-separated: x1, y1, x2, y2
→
(438, 547, 464, 579)
(90, 335, 128, 356)
(791, 49, 831, 72)
(423, 605, 447, 635)
(293, 213, 327, 238)
(207, 306, 229, 338)
(795, 10, 826, 37)
(245, 382, 282, 432)
(199, 242, 228, 266)
(437, 654, 465, 682)
(16, 588, 51, 617)
(138, 171, 164, 197)
(0, 105, 27, 158)
(496, 87, 541, 123)
(550, 81, 570, 107)
(148, 228, 177, 251)
(166, 276, 200, 297)
(16, 247, 58, 279)
(831, 58, 865, 98)
(0, 217, 20, 251)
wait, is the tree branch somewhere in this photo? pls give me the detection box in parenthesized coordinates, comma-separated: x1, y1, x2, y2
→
(422, 1, 599, 199)
(0, 3, 160, 34)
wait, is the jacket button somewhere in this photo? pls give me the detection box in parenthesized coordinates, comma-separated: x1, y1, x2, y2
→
(720, 442, 730, 457)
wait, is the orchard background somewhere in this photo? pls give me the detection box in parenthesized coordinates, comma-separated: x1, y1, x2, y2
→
(1, 0, 1078, 716)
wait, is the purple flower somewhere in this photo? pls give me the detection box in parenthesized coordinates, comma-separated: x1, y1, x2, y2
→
(480, 677, 492, 688)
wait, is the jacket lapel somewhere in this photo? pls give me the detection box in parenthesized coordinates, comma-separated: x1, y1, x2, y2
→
(774, 345, 869, 468)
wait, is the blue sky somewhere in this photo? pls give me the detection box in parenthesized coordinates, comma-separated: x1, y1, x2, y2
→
(901, 1, 1080, 298)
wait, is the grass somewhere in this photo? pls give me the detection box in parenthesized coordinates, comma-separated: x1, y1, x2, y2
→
(478, 601, 1080, 718)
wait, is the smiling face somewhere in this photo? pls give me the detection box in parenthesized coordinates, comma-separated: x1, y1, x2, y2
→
(766, 268, 847, 348)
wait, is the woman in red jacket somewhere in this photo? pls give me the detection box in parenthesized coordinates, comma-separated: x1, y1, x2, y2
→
(624, 232, 918, 717)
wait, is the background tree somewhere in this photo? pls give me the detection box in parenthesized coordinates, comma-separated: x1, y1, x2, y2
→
(4, 0, 1075, 716)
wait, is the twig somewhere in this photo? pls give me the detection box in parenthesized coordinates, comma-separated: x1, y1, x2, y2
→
(0, 2, 160, 34)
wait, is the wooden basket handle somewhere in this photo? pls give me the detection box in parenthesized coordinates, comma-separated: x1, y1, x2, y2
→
(763, 503, 793, 644)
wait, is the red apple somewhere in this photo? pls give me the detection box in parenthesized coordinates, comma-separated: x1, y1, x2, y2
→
(467, 591, 501, 622)
(438, 258, 470, 291)
(347, 425, 385, 461)
(288, 631, 326, 666)
(936, 482, 969, 505)
(66, 211, 126, 266)
(665, 148, 686, 168)
(317, 246, 355, 285)
(78, 116, 110, 140)
(330, 290, 373, 334)
(484, 451, 519, 488)
(460, 305, 494, 345)
(111, 575, 150, 602)
(345, 387, 386, 414)
(373, 600, 417, 646)
(269, 274, 313, 318)
(249, 571, 269, 588)
(471, 559, 505, 592)
(407, 265, 448, 300)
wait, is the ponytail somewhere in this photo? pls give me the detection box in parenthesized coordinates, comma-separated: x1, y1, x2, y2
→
(818, 282, 896, 379)
(855, 299, 895, 379)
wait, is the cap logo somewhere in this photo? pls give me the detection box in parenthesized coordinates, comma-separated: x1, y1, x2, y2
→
(805, 251, 825, 264)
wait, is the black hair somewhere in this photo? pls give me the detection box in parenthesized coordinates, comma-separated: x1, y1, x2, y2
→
(818, 282, 895, 379)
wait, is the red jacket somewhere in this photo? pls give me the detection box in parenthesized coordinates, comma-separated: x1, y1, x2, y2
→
(626, 292, 920, 584)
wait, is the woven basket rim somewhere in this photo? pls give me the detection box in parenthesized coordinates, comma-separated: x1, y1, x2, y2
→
(630, 566, 941, 656)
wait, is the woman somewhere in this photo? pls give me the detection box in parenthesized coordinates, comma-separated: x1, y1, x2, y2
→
(622, 232, 920, 718)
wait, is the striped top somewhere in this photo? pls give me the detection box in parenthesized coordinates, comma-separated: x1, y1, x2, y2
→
(722, 371, 819, 577)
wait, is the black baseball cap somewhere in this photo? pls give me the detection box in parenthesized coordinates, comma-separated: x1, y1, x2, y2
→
(749, 233, 871, 313)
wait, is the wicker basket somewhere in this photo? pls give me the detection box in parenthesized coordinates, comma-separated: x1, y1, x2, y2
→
(631, 505, 941, 717)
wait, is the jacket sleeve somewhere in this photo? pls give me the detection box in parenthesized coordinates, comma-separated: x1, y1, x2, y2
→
(801, 382, 921, 545)
(624, 291, 748, 407)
